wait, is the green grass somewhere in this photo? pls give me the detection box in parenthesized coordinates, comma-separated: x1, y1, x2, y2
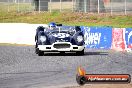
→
(0, 11, 132, 28)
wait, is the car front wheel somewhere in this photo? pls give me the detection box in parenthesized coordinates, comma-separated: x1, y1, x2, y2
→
(76, 49, 84, 56)
(38, 50, 44, 56)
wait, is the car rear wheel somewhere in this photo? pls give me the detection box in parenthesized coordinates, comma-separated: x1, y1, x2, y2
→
(76, 49, 84, 56)
(35, 43, 38, 54)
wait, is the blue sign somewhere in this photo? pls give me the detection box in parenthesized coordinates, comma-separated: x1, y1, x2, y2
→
(125, 28, 132, 48)
(81, 26, 112, 49)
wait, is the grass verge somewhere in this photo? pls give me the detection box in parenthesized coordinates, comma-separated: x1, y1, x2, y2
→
(0, 11, 132, 28)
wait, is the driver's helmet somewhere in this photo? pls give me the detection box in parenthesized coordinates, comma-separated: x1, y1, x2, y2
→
(49, 22, 56, 30)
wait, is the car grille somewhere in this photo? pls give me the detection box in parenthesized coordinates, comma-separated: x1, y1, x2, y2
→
(53, 43, 70, 49)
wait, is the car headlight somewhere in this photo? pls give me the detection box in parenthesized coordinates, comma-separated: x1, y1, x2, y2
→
(77, 36, 83, 42)
(40, 36, 46, 42)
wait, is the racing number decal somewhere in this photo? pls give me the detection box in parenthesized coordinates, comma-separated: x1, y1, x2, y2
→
(53, 33, 69, 38)
(57, 33, 65, 38)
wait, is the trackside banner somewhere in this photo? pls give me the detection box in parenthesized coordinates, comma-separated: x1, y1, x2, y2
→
(81, 26, 112, 49)
(112, 28, 126, 51)
(125, 28, 132, 51)
(112, 28, 132, 51)
(81, 26, 132, 51)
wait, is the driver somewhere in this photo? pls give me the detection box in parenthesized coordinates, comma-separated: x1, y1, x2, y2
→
(49, 22, 56, 30)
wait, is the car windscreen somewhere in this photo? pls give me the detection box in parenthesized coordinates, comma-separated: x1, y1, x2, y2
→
(50, 26, 75, 33)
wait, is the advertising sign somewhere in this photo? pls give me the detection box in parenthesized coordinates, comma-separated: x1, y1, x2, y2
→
(81, 26, 112, 49)
(112, 28, 126, 51)
(125, 28, 132, 49)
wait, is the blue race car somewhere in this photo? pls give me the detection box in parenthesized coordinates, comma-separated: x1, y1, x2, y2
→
(35, 23, 85, 56)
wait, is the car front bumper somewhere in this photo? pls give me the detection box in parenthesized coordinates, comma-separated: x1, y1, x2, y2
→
(38, 42, 84, 52)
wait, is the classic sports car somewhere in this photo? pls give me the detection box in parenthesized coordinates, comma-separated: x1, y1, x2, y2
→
(35, 25, 85, 56)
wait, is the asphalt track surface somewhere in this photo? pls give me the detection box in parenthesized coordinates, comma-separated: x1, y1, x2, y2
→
(0, 45, 132, 88)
